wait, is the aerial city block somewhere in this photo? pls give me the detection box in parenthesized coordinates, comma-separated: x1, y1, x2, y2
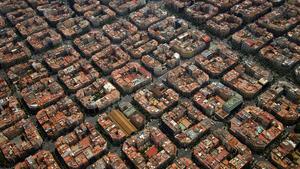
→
(0, 0, 299, 169)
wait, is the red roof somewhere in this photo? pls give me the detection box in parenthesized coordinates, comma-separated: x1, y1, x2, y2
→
(146, 145, 158, 158)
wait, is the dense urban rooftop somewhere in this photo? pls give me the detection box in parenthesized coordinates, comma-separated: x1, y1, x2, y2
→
(0, 0, 299, 168)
